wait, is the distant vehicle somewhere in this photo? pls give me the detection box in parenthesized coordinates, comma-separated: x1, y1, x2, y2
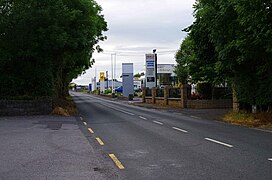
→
(134, 87, 142, 92)
(115, 86, 123, 93)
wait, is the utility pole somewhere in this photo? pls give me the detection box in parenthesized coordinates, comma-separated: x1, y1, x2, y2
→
(111, 53, 117, 97)
(114, 53, 116, 90)
(111, 54, 114, 94)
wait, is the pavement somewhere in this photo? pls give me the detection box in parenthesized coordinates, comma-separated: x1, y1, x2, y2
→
(0, 115, 119, 180)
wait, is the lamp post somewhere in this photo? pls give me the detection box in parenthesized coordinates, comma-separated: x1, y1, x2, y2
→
(111, 53, 116, 97)
(111, 54, 114, 94)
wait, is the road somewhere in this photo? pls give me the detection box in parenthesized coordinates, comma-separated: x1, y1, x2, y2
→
(71, 92, 272, 180)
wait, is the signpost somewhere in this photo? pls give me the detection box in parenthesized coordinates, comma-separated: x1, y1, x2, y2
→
(122, 63, 134, 99)
(145, 54, 157, 88)
(100, 72, 105, 93)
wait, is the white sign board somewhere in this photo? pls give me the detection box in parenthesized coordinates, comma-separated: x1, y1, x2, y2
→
(157, 64, 175, 73)
(145, 54, 156, 88)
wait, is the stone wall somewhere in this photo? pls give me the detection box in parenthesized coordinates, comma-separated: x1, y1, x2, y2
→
(142, 85, 233, 109)
(168, 98, 182, 108)
(187, 99, 232, 109)
(0, 99, 52, 116)
(145, 97, 152, 104)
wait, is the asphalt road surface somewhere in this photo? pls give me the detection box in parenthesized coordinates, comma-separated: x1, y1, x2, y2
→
(72, 92, 272, 180)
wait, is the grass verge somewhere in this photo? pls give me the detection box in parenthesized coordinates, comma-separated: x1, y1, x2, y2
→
(224, 111, 272, 129)
(51, 96, 77, 116)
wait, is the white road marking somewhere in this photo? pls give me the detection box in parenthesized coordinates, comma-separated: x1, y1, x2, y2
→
(172, 127, 188, 133)
(102, 104, 135, 116)
(268, 158, 272, 161)
(253, 128, 272, 133)
(205, 138, 233, 148)
(190, 116, 201, 119)
(83, 122, 87, 126)
(139, 116, 147, 120)
(153, 121, 163, 125)
(80, 117, 83, 120)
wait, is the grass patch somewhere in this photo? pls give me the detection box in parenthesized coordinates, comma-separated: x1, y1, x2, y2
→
(224, 111, 272, 128)
(52, 96, 77, 116)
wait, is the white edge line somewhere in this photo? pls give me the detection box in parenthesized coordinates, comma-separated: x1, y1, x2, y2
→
(153, 121, 163, 125)
(205, 138, 233, 148)
(252, 128, 272, 133)
(119, 110, 135, 116)
(190, 115, 201, 119)
(268, 158, 272, 161)
(172, 127, 188, 133)
(139, 116, 147, 120)
(102, 104, 135, 116)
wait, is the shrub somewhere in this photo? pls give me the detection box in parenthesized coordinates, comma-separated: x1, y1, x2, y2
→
(196, 82, 212, 99)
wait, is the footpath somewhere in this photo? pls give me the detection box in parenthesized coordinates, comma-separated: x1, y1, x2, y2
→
(0, 115, 119, 180)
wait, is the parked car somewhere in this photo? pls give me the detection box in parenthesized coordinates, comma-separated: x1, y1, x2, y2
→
(134, 87, 142, 92)
(114, 86, 123, 93)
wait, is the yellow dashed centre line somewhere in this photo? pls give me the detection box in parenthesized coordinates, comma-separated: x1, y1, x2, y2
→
(109, 154, 125, 170)
(96, 137, 105, 146)
(88, 128, 94, 134)
(83, 122, 87, 126)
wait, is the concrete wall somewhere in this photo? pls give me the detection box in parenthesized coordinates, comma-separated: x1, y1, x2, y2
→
(0, 99, 52, 116)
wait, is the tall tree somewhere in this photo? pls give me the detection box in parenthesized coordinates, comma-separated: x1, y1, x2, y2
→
(176, 0, 272, 110)
(0, 0, 107, 98)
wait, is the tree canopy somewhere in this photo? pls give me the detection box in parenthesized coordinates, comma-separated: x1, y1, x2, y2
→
(175, 0, 272, 110)
(0, 0, 107, 98)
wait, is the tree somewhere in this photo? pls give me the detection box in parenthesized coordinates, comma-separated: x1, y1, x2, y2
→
(176, 0, 272, 111)
(0, 0, 107, 99)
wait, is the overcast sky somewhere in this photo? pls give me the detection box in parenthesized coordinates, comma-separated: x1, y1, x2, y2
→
(73, 0, 196, 85)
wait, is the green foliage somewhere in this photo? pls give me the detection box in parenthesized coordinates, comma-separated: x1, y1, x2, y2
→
(212, 87, 232, 100)
(134, 73, 141, 78)
(176, 0, 272, 108)
(104, 89, 112, 94)
(0, 0, 107, 99)
(195, 82, 212, 99)
(175, 36, 193, 84)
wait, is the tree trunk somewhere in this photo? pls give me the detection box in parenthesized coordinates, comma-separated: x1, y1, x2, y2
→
(252, 105, 257, 114)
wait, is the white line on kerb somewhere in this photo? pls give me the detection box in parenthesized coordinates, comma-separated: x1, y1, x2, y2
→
(268, 158, 272, 161)
(205, 138, 233, 148)
(172, 127, 188, 133)
(153, 121, 163, 125)
(139, 116, 147, 120)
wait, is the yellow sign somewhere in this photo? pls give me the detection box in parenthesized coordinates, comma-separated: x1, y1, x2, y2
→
(100, 72, 105, 81)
